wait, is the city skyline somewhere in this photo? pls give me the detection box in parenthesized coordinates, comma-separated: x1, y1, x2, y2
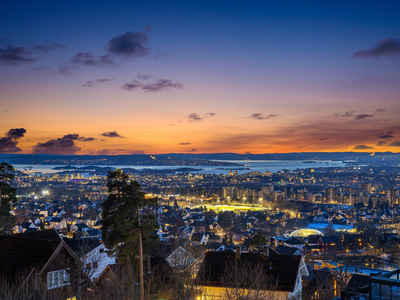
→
(1, 1, 400, 155)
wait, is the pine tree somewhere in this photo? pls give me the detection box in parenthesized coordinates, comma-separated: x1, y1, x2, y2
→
(0, 162, 17, 234)
(101, 169, 157, 259)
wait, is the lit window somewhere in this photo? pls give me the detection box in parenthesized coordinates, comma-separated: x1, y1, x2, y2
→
(47, 269, 70, 290)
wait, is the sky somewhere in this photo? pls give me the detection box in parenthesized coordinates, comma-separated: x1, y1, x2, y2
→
(1, 0, 400, 155)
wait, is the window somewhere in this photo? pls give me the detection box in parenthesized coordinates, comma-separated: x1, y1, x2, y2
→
(86, 263, 91, 269)
(47, 269, 70, 290)
(93, 261, 98, 269)
(99, 248, 104, 253)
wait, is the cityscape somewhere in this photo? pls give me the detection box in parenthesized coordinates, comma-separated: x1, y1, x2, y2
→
(1, 1, 400, 300)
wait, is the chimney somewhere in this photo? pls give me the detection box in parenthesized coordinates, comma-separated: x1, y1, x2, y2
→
(236, 244, 241, 260)
(263, 246, 270, 260)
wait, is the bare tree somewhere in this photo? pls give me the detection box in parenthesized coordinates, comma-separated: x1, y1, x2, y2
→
(219, 259, 280, 300)
(330, 261, 352, 295)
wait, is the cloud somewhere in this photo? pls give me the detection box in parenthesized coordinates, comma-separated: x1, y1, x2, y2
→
(186, 148, 198, 152)
(30, 133, 95, 155)
(137, 74, 152, 80)
(377, 141, 387, 146)
(374, 108, 386, 113)
(31, 66, 51, 72)
(70, 52, 117, 67)
(59, 134, 96, 141)
(188, 113, 203, 122)
(353, 38, 400, 59)
(375, 131, 394, 139)
(100, 131, 124, 138)
(95, 148, 144, 155)
(32, 134, 81, 154)
(122, 79, 183, 92)
(354, 114, 374, 120)
(352, 145, 375, 150)
(122, 80, 141, 91)
(80, 137, 97, 141)
(389, 141, 400, 147)
(205, 112, 216, 117)
(178, 142, 191, 145)
(201, 114, 400, 153)
(82, 78, 114, 87)
(334, 111, 375, 120)
(152, 48, 172, 59)
(0, 128, 27, 153)
(131, 149, 145, 154)
(320, 138, 329, 141)
(1, 109, 9, 113)
(333, 111, 354, 117)
(57, 65, 79, 75)
(105, 29, 151, 57)
(32, 41, 67, 53)
(248, 113, 279, 120)
(0, 45, 36, 65)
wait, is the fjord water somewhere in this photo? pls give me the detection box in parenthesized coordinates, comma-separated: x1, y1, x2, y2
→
(14, 160, 346, 175)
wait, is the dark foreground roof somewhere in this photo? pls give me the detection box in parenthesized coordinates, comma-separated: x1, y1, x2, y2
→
(17, 228, 61, 241)
(0, 235, 60, 278)
(197, 249, 301, 292)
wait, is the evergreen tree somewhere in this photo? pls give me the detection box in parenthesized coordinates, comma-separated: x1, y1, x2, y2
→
(101, 169, 157, 259)
(0, 162, 17, 234)
(249, 233, 267, 250)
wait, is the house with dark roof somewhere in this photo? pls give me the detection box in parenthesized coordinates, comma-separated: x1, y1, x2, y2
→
(283, 237, 305, 251)
(275, 245, 303, 256)
(196, 246, 308, 300)
(302, 266, 336, 300)
(0, 229, 87, 299)
(94, 255, 173, 294)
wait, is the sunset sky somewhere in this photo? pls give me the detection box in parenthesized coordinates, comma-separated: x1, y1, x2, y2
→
(1, 1, 400, 155)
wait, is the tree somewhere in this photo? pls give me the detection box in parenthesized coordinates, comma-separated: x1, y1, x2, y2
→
(249, 233, 267, 250)
(218, 211, 234, 230)
(0, 162, 17, 234)
(101, 169, 157, 257)
(101, 169, 157, 300)
(220, 259, 280, 300)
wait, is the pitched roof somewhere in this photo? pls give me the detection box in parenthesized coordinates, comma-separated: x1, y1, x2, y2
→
(63, 237, 101, 256)
(275, 245, 302, 256)
(197, 250, 301, 292)
(0, 235, 60, 278)
(308, 235, 322, 244)
(284, 237, 304, 245)
(18, 228, 61, 241)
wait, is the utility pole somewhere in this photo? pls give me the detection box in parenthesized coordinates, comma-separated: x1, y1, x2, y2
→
(138, 207, 144, 300)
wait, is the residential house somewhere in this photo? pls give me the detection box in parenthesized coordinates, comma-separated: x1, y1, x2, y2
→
(81, 244, 116, 281)
(283, 237, 305, 251)
(0, 229, 86, 300)
(196, 246, 308, 300)
(166, 246, 197, 272)
(302, 266, 337, 300)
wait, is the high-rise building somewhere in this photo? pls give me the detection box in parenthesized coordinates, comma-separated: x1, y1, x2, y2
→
(326, 187, 335, 203)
